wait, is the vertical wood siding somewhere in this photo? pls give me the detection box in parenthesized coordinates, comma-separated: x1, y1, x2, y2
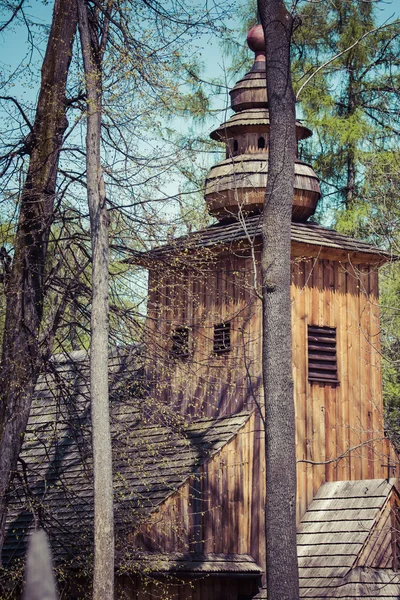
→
(118, 574, 260, 600)
(146, 244, 389, 522)
(129, 413, 267, 577)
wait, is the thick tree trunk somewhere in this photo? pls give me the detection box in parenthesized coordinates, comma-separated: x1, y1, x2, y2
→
(77, 1, 114, 598)
(0, 0, 77, 551)
(257, 1, 299, 599)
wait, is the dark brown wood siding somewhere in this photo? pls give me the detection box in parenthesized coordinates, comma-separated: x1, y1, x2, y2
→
(118, 574, 260, 600)
(129, 413, 266, 579)
(146, 241, 390, 520)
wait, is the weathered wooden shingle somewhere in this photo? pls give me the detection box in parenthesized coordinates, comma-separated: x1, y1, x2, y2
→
(297, 479, 400, 599)
(2, 349, 252, 574)
(136, 215, 392, 263)
(124, 552, 263, 575)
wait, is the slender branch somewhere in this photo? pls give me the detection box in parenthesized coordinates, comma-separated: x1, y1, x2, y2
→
(0, 96, 33, 131)
(296, 20, 400, 100)
(298, 437, 386, 465)
(0, 0, 24, 33)
(99, 0, 113, 58)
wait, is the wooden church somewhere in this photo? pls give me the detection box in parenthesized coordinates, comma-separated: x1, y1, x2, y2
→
(2, 23, 400, 600)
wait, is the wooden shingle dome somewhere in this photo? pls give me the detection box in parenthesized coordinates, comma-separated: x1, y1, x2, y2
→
(205, 24, 321, 222)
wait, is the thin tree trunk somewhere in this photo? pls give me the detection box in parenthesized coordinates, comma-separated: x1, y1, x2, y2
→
(23, 530, 58, 600)
(346, 146, 356, 207)
(257, 0, 299, 599)
(345, 73, 356, 207)
(0, 0, 77, 552)
(77, 1, 114, 598)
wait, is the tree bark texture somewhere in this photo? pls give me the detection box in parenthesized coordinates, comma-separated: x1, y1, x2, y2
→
(345, 71, 356, 207)
(0, 0, 77, 552)
(257, 1, 300, 599)
(77, 1, 114, 598)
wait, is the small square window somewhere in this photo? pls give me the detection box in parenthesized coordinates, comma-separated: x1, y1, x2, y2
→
(308, 325, 338, 384)
(213, 322, 231, 354)
(171, 327, 189, 358)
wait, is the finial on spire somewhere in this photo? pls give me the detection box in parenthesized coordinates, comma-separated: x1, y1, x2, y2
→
(247, 24, 265, 64)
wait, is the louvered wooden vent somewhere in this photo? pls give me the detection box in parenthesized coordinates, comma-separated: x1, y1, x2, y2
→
(308, 325, 338, 384)
(213, 322, 231, 354)
(171, 327, 189, 358)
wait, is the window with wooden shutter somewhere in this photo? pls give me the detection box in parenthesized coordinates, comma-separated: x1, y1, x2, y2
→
(213, 322, 231, 354)
(307, 325, 338, 384)
(171, 327, 189, 358)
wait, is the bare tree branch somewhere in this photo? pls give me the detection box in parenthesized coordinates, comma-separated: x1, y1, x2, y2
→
(0, 96, 33, 131)
(0, 0, 24, 33)
(296, 20, 400, 100)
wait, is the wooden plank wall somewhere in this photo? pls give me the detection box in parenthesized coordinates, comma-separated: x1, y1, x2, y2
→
(146, 245, 390, 520)
(129, 413, 267, 588)
(131, 414, 264, 558)
(146, 251, 262, 419)
(118, 574, 259, 600)
(290, 256, 388, 516)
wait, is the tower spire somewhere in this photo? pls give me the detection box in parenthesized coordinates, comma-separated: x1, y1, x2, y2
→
(247, 23, 266, 68)
(204, 26, 321, 222)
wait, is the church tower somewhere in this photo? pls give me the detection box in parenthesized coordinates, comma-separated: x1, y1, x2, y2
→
(3, 24, 400, 600)
(205, 24, 320, 222)
(146, 24, 391, 519)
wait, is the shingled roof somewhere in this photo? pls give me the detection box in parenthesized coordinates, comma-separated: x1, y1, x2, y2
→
(254, 479, 400, 599)
(139, 214, 392, 263)
(1, 348, 253, 577)
(126, 552, 263, 576)
(297, 478, 400, 598)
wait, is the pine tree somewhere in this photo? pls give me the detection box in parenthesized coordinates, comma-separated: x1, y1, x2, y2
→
(226, 0, 400, 213)
(293, 0, 400, 212)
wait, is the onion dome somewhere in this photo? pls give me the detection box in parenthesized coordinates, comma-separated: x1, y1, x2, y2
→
(230, 24, 268, 112)
(204, 24, 321, 222)
(206, 156, 320, 221)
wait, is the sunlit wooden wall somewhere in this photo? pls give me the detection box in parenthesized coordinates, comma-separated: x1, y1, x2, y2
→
(146, 241, 389, 518)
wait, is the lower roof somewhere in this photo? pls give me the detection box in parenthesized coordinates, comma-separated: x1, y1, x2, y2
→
(252, 478, 400, 599)
(256, 567, 400, 599)
(2, 348, 252, 573)
(126, 552, 263, 576)
(297, 478, 400, 599)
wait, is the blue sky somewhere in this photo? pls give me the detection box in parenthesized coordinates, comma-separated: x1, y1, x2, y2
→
(2, 0, 399, 117)
(1, 0, 399, 225)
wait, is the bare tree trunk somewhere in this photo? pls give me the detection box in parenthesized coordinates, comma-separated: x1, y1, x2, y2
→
(0, 0, 77, 552)
(257, 1, 299, 599)
(77, 1, 114, 598)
